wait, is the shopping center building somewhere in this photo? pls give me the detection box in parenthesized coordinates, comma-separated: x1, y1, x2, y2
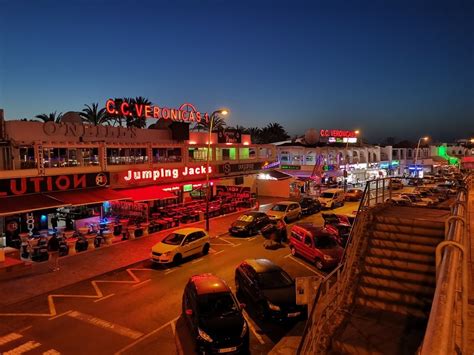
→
(0, 108, 277, 252)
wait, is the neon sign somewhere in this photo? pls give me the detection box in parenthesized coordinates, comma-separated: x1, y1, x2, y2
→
(122, 165, 212, 183)
(106, 99, 210, 123)
(320, 130, 357, 138)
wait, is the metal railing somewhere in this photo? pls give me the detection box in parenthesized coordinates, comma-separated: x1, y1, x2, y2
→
(297, 177, 390, 354)
(419, 173, 472, 355)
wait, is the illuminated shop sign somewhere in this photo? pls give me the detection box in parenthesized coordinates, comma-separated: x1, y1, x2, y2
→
(280, 165, 301, 170)
(219, 162, 264, 175)
(121, 166, 212, 183)
(0, 173, 109, 196)
(106, 99, 210, 123)
(43, 121, 137, 139)
(320, 130, 356, 138)
(262, 161, 280, 170)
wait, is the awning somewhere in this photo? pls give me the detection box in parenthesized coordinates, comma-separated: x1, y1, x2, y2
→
(117, 185, 178, 202)
(0, 194, 69, 217)
(47, 188, 129, 207)
(262, 170, 294, 180)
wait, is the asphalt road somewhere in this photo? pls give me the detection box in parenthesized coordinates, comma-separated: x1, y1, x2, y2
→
(0, 201, 359, 355)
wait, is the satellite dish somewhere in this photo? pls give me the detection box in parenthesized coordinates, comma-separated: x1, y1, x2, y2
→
(304, 128, 319, 145)
(60, 111, 83, 124)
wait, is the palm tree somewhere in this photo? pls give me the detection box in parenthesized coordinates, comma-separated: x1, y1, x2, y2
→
(35, 111, 63, 123)
(125, 96, 151, 128)
(260, 122, 289, 143)
(193, 116, 227, 132)
(80, 103, 109, 125)
(247, 127, 263, 144)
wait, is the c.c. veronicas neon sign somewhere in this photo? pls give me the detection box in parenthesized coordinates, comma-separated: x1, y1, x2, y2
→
(123, 165, 212, 183)
(106, 99, 210, 123)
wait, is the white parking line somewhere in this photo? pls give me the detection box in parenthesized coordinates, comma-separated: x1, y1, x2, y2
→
(288, 256, 324, 276)
(242, 312, 265, 345)
(214, 250, 225, 256)
(191, 258, 203, 264)
(114, 316, 180, 354)
(219, 238, 236, 246)
(4, 340, 41, 355)
(94, 293, 116, 302)
(165, 268, 177, 275)
(132, 279, 151, 288)
(247, 237, 256, 241)
(0, 332, 22, 346)
(48, 310, 73, 320)
(232, 243, 242, 248)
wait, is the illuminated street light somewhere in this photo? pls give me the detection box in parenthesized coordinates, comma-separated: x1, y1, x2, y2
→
(205, 109, 230, 232)
(414, 136, 429, 177)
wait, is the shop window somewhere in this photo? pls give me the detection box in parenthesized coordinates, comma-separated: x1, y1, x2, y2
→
(107, 147, 149, 165)
(81, 148, 100, 166)
(188, 147, 211, 161)
(19, 146, 37, 169)
(152, 147, 182, 163)
(280, 155, 289, 162)
(239, 147, 256, 160)
(216, 147, 236, 161)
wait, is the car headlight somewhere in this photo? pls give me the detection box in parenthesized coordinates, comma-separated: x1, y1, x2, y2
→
(267, 300, 281, 311)
(163, 251, 172, 256)
(198, 327, 213, 342)
(240, 321, 248, 338)
(323, 254, 334, 261)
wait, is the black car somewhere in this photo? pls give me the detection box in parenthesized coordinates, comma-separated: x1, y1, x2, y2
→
(229, 212, 271, 236)
(235, 259, 306, 321)
(260, 218, 288, 242)
(299, 197, 321, 215)
(182, 274, 249, 354)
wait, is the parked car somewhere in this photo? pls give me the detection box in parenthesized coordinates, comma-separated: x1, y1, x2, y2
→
(386, 196, 413, 206)
(229, 212, 271, 237)
(299, 197, 321, 215)
(318, 189, 345, 209)
(267, 201, 302, 222)
(182, 274, 249, 354)
(401, 193, 433, 206)
(389, 179, 403, 190)
(260, 218, 288, 242)
(322, 213, 352, 246)
(234, 259, 306, 321)
(344, 188, 363, 201)
(289, 223, 343, 270)
(151, 228, 210, 264)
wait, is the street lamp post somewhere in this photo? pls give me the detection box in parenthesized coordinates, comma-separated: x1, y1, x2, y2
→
(205, 109, 229, 232)
(343, 130, 360, 191)
(413, 136, 429, 178)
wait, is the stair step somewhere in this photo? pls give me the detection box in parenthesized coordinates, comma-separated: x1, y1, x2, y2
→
(358, 283, 433, 307)
(372, 231, 443, 246)
(373, 224, 444, 238)
(367, 247, 435, 264)
(374, 215, 445, 230)
(365, 256, 436, 273)
(355, 295, 430, 318)
(370, 238, 436, 254)
(364, 263, 436, 284)
(360, 274, 435, 295)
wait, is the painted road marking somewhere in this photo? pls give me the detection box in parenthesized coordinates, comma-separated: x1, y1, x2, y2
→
(114, 316, 180, 354)
(18, 326, 32, 333)
(243, 312, 265, 345)
(68, 311, 143, 340)
(132, 279, 151, 288)
(214, 250, 224, 256)
(0, 332, 22, 346)
(165, 268, 177, 275)
(247, 236, 256, 241)
(94, 293, 116, 302)
(49, 310, 72, 320)
(191, 258, 203, 264)
(217, 238, 236, 246)
(288, 256, 324, 276)
(232, 243, 242, 247)
(4, 340, 41, 354)
(284, 253, 292, 258)
(43, 349, 61, 355)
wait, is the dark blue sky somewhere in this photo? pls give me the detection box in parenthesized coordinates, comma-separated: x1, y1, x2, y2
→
(1, 0, 473, 142)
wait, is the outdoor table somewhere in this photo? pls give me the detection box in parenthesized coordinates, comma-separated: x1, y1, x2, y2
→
(66, 237, 78, 254)
(85, 235, 96, 250)
(140, 223, 150, 236)
(127, 225, 137, 240)
(102, 231, 113, 245)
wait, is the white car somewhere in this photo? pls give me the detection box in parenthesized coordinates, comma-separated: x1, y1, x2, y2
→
(151, 228, 210, 264)
(400, 193, 432, 207)
(318, 189, 345, 209)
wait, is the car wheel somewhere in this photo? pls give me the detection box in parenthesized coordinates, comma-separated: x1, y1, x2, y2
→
(290, 246, 297, 256)
(202, 243, 210, 255)
(173, 253, 182, 265)
(297, 213, 302, 220)
(315, 258, 324, 270)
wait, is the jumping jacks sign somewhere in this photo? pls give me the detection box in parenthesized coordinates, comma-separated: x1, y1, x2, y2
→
(0, 173, 109, 196)
(112, 165, 214, 187)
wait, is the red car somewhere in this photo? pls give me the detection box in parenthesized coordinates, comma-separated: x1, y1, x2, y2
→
(289, 223, 343, 270)
(344, 188, 363, 201)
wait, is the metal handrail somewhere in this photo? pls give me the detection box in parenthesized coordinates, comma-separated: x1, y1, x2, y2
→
(420, 173, 471, 355)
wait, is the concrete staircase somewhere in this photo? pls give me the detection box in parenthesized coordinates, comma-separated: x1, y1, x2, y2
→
(330, 207, 448, 355)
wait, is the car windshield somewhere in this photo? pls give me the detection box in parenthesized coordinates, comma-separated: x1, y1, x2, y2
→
(197, 292, 239, 317)
(271, 204, 288, 212)
(300, 199, 311, 206)
(237, 214, 254, 222)
(258, 271, 293, 289)
(162, 233, 186, 245)
(321, 192, 334, 198)
(315, 236, 338, 248)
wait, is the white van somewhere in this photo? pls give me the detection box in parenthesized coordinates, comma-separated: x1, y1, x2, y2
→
(318, 189, 345, 209)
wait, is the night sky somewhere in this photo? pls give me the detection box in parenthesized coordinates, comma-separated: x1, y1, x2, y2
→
(1, 0, 473, 142)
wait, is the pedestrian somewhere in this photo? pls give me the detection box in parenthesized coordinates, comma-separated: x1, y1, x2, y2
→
(51, 214, 58, 231)
(47, 233, 60, 271)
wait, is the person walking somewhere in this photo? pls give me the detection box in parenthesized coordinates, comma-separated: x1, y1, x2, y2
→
(47, 233, 60, 271)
